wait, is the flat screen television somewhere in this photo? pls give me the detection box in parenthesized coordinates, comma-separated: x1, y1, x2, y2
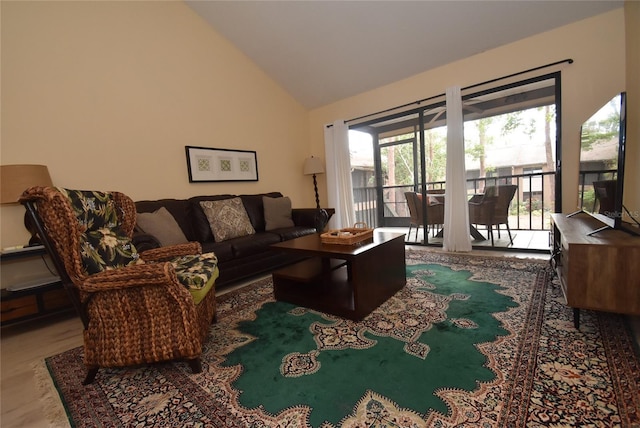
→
(575, 92, 638, 236)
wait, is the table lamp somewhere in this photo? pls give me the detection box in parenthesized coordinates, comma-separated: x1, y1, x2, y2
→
(303, 156, 325, 209)
(1, 164, 54, 246)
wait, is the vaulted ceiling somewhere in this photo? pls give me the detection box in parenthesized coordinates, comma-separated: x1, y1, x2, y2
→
(186, 1, 622, 109)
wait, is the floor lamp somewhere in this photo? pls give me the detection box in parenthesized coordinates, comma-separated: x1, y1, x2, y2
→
(303, 156, 325, 209)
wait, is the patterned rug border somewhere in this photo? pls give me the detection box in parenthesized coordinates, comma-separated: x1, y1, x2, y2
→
(33, 360, 71, 428)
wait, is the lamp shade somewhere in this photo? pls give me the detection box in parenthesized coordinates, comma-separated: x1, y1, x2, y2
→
(303, 156, 325, 175)
(1, 164, 53, 204)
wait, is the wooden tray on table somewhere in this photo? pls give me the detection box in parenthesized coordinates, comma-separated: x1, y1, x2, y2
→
(320, 222, 373, 245)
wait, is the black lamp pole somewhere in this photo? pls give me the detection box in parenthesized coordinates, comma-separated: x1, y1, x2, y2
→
(312, 173, 320, 209)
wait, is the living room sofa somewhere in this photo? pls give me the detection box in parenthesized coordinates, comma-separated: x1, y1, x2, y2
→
(133, 192, 324, 287)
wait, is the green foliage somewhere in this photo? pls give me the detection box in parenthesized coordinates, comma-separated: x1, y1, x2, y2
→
(581, 189, 596, 210)
(501, 112, 522, 136)
(580, 98, 620, 152)
(380, 130, 446, 186)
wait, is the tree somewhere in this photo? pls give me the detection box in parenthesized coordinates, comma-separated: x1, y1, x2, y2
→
(466, 117, 494, 178)
(580, 97, 620, 152)
(423, 129, 446, 184)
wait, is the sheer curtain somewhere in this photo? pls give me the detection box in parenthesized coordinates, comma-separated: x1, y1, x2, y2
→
(324, 120, 356, 229)
(443, 86, 472, 252)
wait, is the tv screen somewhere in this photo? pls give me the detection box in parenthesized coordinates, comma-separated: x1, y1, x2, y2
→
(576, 92, 636, 235)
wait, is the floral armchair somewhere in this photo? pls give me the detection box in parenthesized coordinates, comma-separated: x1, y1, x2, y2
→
(21, 187, 219, 384)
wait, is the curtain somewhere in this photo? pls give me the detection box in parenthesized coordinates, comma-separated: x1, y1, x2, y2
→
(443, 86, 472, 252)
(324, 120, 356, 229)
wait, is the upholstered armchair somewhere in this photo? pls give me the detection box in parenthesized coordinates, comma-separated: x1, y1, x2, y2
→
(404, 191, 445, 241)
(468, 184, 517, 246)
(21, 187, 219, 385)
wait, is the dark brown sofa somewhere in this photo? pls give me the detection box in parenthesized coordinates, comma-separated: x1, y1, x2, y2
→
(133, 192, 323, 288)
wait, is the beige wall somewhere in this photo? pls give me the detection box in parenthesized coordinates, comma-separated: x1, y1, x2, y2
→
(1, 1, 310, 247)
(309, 8, 630, 219)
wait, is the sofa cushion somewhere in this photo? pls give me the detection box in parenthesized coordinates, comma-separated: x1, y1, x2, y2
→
(200, 198, 255, 242)
(229, 232, 281, 258)
(263, 196, 295, 231)
(272, 225, 317, 241)
(200, 240, 234, 262)
(170, 252, 219, 304)
(136, 207, 189, 246)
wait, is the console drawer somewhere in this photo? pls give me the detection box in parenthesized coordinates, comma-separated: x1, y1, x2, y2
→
(1, 295, 38, 322)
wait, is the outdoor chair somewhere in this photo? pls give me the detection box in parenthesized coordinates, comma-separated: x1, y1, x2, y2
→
(468, 184, 517, 246)
(404, 191, 445, 241)
(21, 186, 219, 385)
(592, 179, 617, 216)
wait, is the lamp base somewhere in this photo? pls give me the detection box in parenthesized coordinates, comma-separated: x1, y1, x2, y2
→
(24, 211, 42, 246)
(312, 174, 320, 209)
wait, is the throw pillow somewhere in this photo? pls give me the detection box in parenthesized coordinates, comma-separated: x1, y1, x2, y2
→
(58, 188, 142, 275)
(199, 197, 255, 242)
(136, 207, 188, 247)
(263, 196, 294, 231)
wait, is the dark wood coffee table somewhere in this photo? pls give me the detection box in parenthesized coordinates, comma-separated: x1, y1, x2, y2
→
(270, 231, 406, 320)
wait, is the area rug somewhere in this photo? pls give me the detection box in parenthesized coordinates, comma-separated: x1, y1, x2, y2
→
(40, 250, 640, 427)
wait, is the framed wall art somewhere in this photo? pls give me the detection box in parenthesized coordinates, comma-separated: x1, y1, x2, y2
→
(185, 146, 258, 182)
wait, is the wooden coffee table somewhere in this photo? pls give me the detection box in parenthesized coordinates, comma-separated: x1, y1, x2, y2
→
(270, 231, 406, 320)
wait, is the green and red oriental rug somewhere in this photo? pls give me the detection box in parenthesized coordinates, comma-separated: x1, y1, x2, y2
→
(40, 250, 640, 427)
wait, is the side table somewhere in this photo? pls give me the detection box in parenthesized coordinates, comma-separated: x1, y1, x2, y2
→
(1, 246, 73, 325)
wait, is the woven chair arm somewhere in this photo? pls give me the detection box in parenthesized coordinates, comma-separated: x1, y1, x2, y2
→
(139, 242, 202, 262)
(80, 262, 179, 293)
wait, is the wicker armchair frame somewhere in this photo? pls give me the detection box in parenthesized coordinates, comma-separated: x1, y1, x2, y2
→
(21, 186, 217, 385)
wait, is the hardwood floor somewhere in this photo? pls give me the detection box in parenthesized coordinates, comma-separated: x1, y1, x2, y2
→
(1, 249, 638, 428)
(1, 313, 82, 428)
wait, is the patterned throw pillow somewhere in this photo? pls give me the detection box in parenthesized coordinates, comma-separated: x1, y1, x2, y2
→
(200, 197, 255, 242)
(59, 188, 142, 275)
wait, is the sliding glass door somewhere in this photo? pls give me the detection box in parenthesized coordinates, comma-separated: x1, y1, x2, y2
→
(348, 72, 561, 251)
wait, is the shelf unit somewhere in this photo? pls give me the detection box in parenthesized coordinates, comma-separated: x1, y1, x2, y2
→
(1, 246, 73, 325)
(550, 212, 640, 328)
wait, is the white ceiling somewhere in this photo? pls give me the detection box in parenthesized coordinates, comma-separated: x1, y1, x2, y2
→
(186, 0, 622, 109)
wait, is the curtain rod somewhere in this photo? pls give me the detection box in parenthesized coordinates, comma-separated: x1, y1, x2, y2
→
(326, 58, 573, 128)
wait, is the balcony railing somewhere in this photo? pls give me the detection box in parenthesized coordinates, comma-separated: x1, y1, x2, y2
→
(353, 171, 557, 231)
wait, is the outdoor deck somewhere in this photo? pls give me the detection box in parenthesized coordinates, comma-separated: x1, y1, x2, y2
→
(379, 226, 551, 253)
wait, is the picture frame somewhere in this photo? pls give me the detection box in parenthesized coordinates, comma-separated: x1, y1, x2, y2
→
(185, 146, 258, 182)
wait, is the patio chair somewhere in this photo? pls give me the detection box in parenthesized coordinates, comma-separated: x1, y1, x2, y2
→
(21, 186, 219, 385)
(468, 184, 517, 246)
(593, 179, 617, 216)
(405, 191, 445, 241)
